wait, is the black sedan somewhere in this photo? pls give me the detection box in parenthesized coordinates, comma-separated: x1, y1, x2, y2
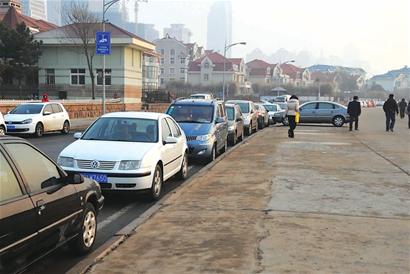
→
(0, 136, 104, 273)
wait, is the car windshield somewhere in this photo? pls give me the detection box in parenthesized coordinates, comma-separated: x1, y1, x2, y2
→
(10, 104, 43, 114)
(81, 117, 158, 143)
(167, 105, 214, 123)
(277, 103, 287, 110)
(264, 105, 278, 112)
(226, 107, 235, 121)
(236, 102, 250, 113)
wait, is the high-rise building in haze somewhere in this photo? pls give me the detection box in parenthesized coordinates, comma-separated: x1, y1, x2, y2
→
(137, 23, 159, 42)
(21, 0, 46, 20)
(47, 0, 61, 25)
(163, 24, 192, 43)
(207, 1, 232, 57)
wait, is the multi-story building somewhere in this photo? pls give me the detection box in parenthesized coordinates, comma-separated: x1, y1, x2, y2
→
(142, 52, 160, 91)
(154, 35, 191, 86)
(279, 63, 311, 86)
(34, 23, 156, 110)
(207, 1, 232, 56)
(21, 0, 46, 20)
(368, 66, 410, 91)
(163, 24, 192, 44)
(246, 59, 274, 85)
(188, 51, 251, 95)
(46, 0, 61, 25)
(184, 42, 204, 62)
(0, 0, 22, 13)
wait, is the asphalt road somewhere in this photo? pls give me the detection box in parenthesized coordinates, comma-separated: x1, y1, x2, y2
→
(18, 132, 231, 273)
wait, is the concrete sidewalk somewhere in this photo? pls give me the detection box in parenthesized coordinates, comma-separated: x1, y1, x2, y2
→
(87, 109, 409, 274)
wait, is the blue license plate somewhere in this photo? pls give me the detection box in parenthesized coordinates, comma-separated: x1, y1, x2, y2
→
(7, 125, 15, 130)
(81, 173, 108, 183)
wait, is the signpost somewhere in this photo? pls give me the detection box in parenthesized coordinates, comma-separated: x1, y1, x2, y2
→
(96, 31, 111, 114)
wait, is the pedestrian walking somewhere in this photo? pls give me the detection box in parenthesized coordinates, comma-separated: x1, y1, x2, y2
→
(383, 94, 399, 132)
(347, 95, 361, 131)
(407, 102, 410, 129)
(285, 95, 300, 138)
(398, 98, 407, 119)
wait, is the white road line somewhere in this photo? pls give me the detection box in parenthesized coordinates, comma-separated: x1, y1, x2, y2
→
(97, 204, 135, 231)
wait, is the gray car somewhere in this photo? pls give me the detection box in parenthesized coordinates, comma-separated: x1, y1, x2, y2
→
(226, 100, 258, 136)
(298, 101, 349, 127)
(263, 103, 282, 125)
(225, 104, 244, 145)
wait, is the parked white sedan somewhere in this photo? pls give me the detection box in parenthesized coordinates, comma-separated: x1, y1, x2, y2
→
(57, 112, 189, 200)
(0, 112, 6, 136)
(4, 102, 70, 137)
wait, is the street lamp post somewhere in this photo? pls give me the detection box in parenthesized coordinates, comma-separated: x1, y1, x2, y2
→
(315, 78, 321, 100)
(222, 41, 246, 101)
(276, 60, 295, 93)
(102, 0, 121, 114)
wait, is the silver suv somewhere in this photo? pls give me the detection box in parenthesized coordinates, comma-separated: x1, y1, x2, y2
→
(226, 100, 258, 135)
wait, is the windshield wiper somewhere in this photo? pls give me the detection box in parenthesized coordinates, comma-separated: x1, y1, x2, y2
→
(177, 120, 209, 124)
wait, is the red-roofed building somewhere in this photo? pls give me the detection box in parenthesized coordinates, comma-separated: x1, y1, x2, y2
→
(0, 4, 56, 33)
(277, 63, 311, 86)
(246, 59, 275, 85)
(188, 51, 251, 95)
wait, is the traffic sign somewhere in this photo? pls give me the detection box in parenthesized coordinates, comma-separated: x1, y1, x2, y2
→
(96, 32, 111, 55)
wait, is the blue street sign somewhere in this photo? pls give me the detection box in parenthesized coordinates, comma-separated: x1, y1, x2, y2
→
(96, 32, 111, 55)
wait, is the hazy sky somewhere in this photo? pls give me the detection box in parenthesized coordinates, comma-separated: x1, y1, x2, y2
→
(138, 0, 410, 76)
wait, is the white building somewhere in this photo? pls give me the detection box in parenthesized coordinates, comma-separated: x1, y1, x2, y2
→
(163, 24, 192, 44)
(155, 35, 191, 86)
(21, 0, 46, 20)
(207, 1, 232, 56)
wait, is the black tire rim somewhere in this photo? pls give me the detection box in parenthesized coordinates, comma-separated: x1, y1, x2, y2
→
(63, 121, 70, 133)
(36, 124, 43, 136)
(0, 127, 5, 136)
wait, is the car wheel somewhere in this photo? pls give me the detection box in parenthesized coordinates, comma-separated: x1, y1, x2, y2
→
(207, 144, 217, 163)
(0, 125, 5, 136)
(282, 116, 289, 126)
(34, 123, 44, 137)
(247, 123, 252, 136)
(332, 116, 345, 127)
(177, 153, 188, 180)
(61, 120, 70, 134)
(69, 203, 97, 255)
(149, 165, 163, 200)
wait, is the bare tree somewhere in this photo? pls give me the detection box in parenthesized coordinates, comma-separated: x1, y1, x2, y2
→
(63, 1, 99, 99)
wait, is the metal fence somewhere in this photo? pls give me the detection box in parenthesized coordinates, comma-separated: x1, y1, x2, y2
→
(142, 89, 172, 103)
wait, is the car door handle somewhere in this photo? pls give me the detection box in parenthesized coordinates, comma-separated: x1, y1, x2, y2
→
(36, 200, 46, 215)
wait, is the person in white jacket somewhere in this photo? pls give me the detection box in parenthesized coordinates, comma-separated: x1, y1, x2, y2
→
(285, 95, 300, 138)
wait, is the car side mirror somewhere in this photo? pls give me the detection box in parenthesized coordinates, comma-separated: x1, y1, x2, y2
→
(215, 117, 225, 124)
(67, 173, 84, 185)
(164, 136, 178, 145)
(43, 111, 52, 116)
(74, 132, 82, 139)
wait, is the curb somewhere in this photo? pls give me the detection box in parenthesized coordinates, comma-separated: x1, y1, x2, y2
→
(79, 128, 264, 274)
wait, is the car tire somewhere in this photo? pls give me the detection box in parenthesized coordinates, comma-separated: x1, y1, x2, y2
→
(238, 129, 244, 142)
(34, 123, 44, 137)
(0, 125, 5, 136)
(207, 144, 217, 163)
(149, 164, 163, 200)
(246, 123, 252, 136)
(61, 120, 70, 134)
(69, 203, 97, 255)
(177, 153, 188, 180)
(332, 116, 345, 127)
(282, 116, 289, 126)
(232, 131, 237, 145)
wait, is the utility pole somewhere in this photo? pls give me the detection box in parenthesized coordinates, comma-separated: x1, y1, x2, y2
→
(222, 41, 246, 101)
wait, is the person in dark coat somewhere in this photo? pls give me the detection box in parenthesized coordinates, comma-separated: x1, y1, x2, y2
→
(407, 102, 410, 129)
(383, 94, 399, 132)
(347, 95, 361, 131)
(398, 98, 407, 119)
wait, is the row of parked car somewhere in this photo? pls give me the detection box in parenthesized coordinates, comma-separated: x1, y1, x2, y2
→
(0, 95, 351, 272)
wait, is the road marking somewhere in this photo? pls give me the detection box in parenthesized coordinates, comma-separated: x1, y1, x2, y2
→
(97, 204, 135, 231)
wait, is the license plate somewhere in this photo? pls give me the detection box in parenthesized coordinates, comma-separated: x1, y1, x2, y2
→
(7, 125, 15, 130)
(81, 173, 108, 183)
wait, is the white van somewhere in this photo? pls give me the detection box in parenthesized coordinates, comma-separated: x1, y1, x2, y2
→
(0, 112, 6, 135)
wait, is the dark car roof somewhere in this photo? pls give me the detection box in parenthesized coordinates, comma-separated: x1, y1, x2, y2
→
(171, 99, 218, 106)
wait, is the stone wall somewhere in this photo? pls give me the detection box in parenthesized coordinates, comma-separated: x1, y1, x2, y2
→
(0, 100, 126, 119)
(141, 102, 170, 113)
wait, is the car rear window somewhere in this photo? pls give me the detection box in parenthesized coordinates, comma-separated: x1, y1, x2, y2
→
(167, 105, 214, 123)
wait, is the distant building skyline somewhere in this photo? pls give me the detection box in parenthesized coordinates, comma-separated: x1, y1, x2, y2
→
(163, 24, 192, 43)
(207, 1, 232, 57)
(22, 0, 46, 20)
(137, 23, 159, 42)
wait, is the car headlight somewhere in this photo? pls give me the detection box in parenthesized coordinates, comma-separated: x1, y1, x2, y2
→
(22, 118, 33, 124)
(196, 134, 212, 142)
(119, 160, 141, 170)
(57, 156, 74, 167)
